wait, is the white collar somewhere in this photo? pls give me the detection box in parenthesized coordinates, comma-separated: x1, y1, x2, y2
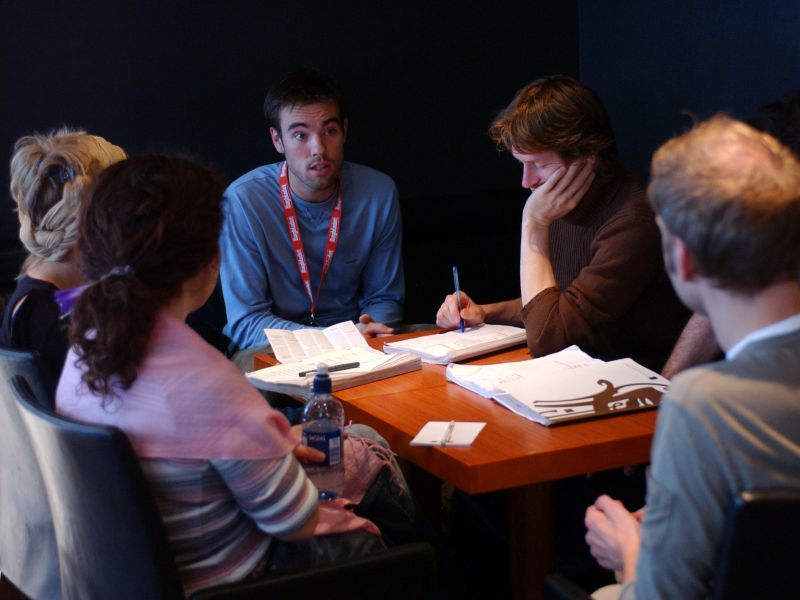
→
(726, 313, 800, 360)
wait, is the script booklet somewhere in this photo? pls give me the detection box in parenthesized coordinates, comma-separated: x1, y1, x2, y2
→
(446, 346, 669, 426)
(382, 323, 526, 364)
(446, 345, 603, 398)
(264, 320, 372, 364)
(245, 321, 421, 401)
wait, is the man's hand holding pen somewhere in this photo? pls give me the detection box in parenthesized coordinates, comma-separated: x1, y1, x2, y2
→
(436, 290, 486, 331)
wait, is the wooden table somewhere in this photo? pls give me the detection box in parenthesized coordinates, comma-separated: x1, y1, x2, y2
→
(254, 333, 657, 599)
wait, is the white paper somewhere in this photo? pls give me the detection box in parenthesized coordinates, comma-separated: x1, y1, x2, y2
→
(248, 346, 393, 385)
(383, 324, 526, 364)
(493, 358, 669, 425)
(265, 320, 370, 363)
(245, 345, 421, 401)
(446, 345, 601, 397)
(410, 421, 486, 447)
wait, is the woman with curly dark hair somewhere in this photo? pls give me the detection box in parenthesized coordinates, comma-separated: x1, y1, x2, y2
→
(55, 155, 400, 595)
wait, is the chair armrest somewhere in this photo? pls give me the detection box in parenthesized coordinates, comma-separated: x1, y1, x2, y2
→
(192, 542, 437, 600)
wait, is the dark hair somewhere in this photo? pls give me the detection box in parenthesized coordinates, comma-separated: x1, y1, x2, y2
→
(70, 155, 224, 397)
(747, 89, 800, 156)
(489, 75, 617, 177)
(649, 115, 800, 292)
(263, 68, 347, 132)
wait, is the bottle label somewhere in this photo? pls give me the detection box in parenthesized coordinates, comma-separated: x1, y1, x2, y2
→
(302, 429, 342, 467)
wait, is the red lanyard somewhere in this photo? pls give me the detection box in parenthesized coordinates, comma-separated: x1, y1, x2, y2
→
(278, 161, 342, 322)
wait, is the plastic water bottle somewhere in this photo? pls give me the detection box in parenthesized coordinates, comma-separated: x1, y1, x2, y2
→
(301, 363, 345, 501)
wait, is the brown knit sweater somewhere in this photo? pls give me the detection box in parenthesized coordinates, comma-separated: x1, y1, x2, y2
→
(520, 166, 689, 372)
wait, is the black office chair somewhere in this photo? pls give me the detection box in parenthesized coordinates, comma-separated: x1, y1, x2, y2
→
(13, 377, 437, 600)
(193, 541, 437, 600)
(0, 348, 60, 599)
(543, 489, 800, 600)
(711, 489, 800, 600)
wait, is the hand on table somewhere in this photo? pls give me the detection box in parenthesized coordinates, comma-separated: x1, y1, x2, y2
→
(436, 291, 485, 330)
(523, 157, 596, 228)
(584, 494, 642, 579)
(356, 313, 394, 338)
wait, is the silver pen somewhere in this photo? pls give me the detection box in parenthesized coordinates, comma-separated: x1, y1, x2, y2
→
(440, 420, 456, 446)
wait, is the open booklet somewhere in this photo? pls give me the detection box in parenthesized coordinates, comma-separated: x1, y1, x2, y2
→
(245, 321, 421, 401)
(383, 323, 526, 364)
(264, 320, 372, 364)
(446, 346, 669, 426)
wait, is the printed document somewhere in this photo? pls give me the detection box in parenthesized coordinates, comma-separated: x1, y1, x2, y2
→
(446, 346, 669, 426)
(446, 345, 601, 397)
(250, 321, 421, 400)
(383, 323, 526, 364)
(265, 320, 370, 363)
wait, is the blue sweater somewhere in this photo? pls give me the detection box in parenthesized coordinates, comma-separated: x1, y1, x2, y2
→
(220, 161, 404, 349)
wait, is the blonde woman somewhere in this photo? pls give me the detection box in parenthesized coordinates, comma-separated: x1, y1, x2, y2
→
(1, 128, 125, 395)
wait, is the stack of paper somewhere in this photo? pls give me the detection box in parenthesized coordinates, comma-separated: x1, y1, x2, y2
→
(245, 321, 421, 401)
(446, 346, 669, 426)
(383, 323, 526, 364)
(446, 345, 601, 397)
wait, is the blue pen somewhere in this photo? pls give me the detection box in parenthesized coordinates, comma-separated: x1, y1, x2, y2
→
(452, 266, 465, 332)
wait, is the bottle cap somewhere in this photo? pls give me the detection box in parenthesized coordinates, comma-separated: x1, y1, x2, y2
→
(313, 363, 332, 394)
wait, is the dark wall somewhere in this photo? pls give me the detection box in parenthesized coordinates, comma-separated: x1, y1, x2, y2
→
(579, 0, 800, 181)
(1, 0, 579, 321)
(4, 1, 797, 322)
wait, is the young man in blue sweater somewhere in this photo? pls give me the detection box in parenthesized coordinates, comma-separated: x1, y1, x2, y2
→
(220, 69, 404, 352)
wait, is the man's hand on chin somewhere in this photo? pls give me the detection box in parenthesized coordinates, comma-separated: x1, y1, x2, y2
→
(356, 313, 394, 338)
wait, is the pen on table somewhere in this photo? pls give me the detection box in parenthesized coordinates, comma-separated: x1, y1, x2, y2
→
(440, 420, 456, 446)
(452, 265, 465, 333)
(298, 362, 360, 378)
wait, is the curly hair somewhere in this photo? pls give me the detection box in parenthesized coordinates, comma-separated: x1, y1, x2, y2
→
(9, 128, 125, 273)
(69, 155, 223, 397)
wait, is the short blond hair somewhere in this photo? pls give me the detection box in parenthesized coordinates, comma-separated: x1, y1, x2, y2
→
(9, 128, 126, 272)
(649, 115, 800, 291)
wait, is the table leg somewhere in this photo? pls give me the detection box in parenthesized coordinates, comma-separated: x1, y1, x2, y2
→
(395, 457, 447, 533)
(507, 482, 556, 600)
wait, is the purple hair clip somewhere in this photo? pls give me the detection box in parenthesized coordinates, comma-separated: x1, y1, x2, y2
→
(55, 284, 90, 317)
(54, 264, 136, 318)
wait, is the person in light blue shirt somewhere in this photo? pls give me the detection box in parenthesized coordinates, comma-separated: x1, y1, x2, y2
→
(220, 69, 404, 351)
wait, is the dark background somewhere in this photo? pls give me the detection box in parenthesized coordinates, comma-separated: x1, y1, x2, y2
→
(580, 0, 800, 180)
(2, 0, 798, 322)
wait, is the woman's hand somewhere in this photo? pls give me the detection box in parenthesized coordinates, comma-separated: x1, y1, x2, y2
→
(291, 424, 325, 463)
